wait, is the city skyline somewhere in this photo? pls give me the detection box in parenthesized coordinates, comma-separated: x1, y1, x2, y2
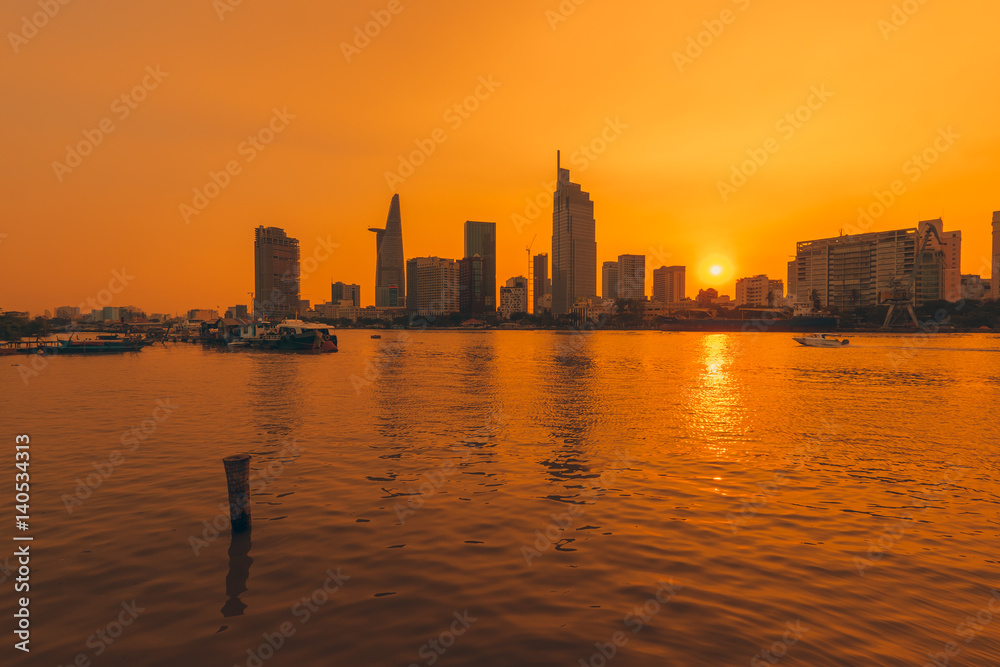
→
(5, 2, 1000, 314)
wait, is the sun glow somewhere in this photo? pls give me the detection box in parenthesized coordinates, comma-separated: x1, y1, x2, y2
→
(710, 265, 723, 276)
(698, 254, 736, 286)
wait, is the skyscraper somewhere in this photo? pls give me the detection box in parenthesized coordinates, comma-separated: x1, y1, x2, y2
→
(464, 221, 497, 311)
(254, 226, 301, 318)
(652, 266, 686, 304)
(617, 254, 646, 300)
(405, 257, 459, 314)
(551, 151, 596, 314)
(993, 211, 1000, 301)
(331, 281, 361, 307)
(919, 219, 962, 301)
(459, 254, 486, 315)
(532, 253, 549, 314)
(602, 261, 619, 300)
(369, 194, 405, 308)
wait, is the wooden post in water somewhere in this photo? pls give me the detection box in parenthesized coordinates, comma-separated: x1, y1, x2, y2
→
(223, 454, 252, 531)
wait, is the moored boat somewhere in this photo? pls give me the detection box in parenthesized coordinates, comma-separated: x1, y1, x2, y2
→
(47, 335, 147, 354)
(274, 320, 338, 352)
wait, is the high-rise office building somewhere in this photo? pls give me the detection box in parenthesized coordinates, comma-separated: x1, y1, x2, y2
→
(331, 282, 361, 307)
(254, 226, 301, 318)
(532, 253, 549, 314)
(602, 262, 618, 300)
(369, 195, 405, 308)
(735, 275, 784, 307)
(405, 257, 458, 315)
(992, 211, 1000, 301)
(459, 254, 486, 315)
(464, 221, 496, 311)
(617, 254, 645, 300)
(552, 151, 596, 313)
(787, 260, 798, 301)
(652, 266, 686, 304)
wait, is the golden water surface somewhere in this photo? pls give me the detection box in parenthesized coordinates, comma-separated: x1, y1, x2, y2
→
(2, 331, 999, 666)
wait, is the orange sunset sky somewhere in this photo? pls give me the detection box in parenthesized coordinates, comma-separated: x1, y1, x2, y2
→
(2, 0, 999, 314)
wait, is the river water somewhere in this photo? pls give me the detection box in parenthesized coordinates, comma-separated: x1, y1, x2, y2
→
(2, 331, 999, 666)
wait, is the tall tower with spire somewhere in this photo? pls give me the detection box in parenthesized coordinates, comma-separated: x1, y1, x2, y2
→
(369, 194, 405, 307)
(551, 151, 597, 314)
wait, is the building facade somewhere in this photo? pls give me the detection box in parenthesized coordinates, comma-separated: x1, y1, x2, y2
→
(464, 221, 497, 311)
(602, 261, 619, 300)
(652, 266, 685, 304)
(792, 227, 946, 309)
(405, 257, 458, 315)
(532, 253, 549, 314)
(254, 226, 302, 318)
(331, 282, 361, 307)
(369, 194, 405, 308)
(552, 151, 597, 313)
(499, 285, 527, 319)
(459, 255, 486, 315)
(993, 211, 1000, 301)
(617, 254, 645, 300)
(919, 219, 962, 301)
(735, 275, 784, 307)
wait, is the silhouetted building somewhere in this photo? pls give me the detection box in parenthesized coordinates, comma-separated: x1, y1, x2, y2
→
(370, 195, 405, 308)
(993, 211, 1000, 301)
(696, 288, 718, 307)
(226, 305, 249, 319)
(617, 254, 645, 300)
(735, 275, 783, 307)
(552, 151, 596, 313)
(331, 281, 361, 307)
(406, 257, 458, 315)
(459, 255, 486, 315)
(532, 253, 549, 314)
(653, 266, 686, 304)
(602, 261, 618, 300)
(254, 226, 301, 318)
(464, 221, 496, 311)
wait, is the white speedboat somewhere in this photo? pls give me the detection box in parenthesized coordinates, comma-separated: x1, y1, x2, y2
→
(793, 333, 849, 347)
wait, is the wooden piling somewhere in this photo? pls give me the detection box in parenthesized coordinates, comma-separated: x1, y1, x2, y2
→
(223, 454, 252, 531)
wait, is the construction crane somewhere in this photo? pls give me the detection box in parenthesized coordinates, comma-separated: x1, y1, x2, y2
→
(880, 224, 943, 328)
(526, 233, 536, 315)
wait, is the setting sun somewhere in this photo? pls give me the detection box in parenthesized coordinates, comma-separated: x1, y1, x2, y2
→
(710, 265, 723, 276)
